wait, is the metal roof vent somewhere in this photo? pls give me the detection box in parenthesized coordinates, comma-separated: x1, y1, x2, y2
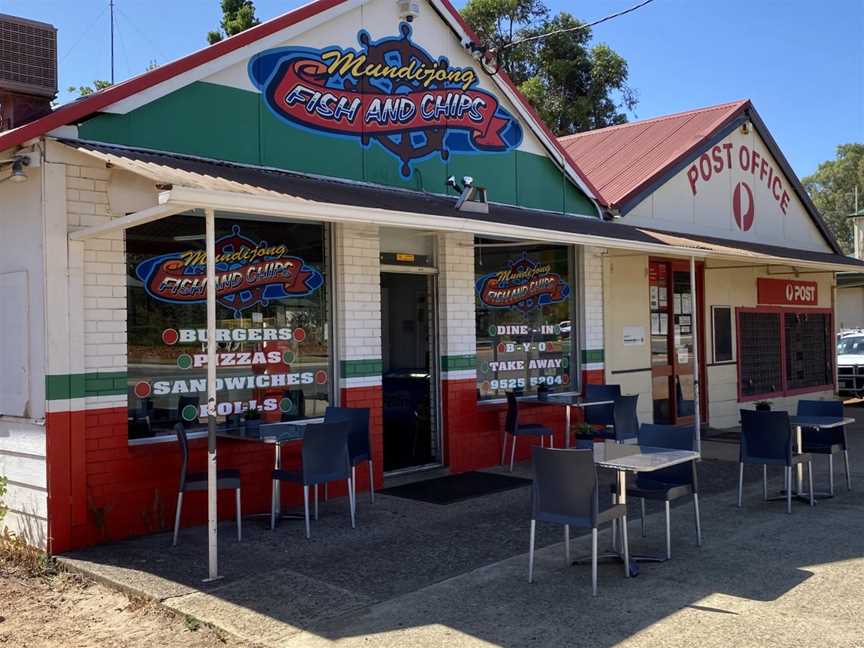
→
(0, 13, 57, 132)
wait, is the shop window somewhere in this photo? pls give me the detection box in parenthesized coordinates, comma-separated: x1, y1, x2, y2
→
(712, 306, 733, 363)
(126, 213, 330, 439)
(474, 240, 576, 400)
(737, 308, 832, 400)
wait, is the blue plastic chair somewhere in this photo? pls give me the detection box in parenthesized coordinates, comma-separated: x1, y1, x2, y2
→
(503, 393, 554, 472)
(529, 447, 629, 596)
(611, 395, 640, 442)
(629, 424, 702, 559)
(584, 384, 621, 433)
(271, 422, 355, 538)
(797, 400, 851, 495)
(324, 407, 374, 503)
(738, 410, 814, 514)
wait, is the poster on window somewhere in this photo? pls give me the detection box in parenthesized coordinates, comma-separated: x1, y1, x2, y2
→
(474, 243, 574, 400)
(126, 215, 330, 439)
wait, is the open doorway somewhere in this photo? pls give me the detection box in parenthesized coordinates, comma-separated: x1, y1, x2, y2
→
(380, 272, 440, 472)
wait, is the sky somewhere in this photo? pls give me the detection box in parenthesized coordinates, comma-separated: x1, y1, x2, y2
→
(1, 0, 862, 179)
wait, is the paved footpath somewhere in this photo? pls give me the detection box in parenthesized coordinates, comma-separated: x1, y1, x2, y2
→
(61, 409, 864, 648)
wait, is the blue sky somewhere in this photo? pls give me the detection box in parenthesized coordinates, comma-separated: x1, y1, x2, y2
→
(2, 0, 861, 178)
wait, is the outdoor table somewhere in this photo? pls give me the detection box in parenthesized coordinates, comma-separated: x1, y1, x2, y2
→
(218, 418, 323, 520)
(787, 415, 854, 501)
(573, 441, 700, 574)
(527, 393, 615, 448)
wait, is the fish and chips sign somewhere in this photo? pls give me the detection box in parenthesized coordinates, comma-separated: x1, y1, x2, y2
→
(249, 23, 522, 176)
(476, 254, 570, 313)
(135, 225, 323, 314)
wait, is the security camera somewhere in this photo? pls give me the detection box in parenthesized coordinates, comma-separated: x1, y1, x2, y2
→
(462, 176, 474, 188)
(397, 0, 420, 22)
(446, 176, 461, 191)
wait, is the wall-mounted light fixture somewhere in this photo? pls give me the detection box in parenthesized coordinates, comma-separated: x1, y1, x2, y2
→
(0, 156, 30, 184)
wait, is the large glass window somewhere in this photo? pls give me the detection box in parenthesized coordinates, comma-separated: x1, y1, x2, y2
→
(737, 307, 833, 399)
(474, 240, 576, 400)
(126, 213, 330, 439)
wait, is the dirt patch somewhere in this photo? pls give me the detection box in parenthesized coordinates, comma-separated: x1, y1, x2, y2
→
(0, 563, 256, 648)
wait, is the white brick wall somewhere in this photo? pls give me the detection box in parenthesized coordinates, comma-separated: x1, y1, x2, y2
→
(66, 162, 128, 410)
(333, 222, 382, 387)
(582, 246, 604, 365)
(437, 232, 476, 369)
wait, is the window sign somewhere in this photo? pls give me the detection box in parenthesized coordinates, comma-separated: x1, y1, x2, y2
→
(474, 243, 575, 400)
(126, 214, 330, 439)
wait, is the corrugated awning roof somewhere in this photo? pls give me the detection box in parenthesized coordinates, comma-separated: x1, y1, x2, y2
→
(60, 138, 864, 272)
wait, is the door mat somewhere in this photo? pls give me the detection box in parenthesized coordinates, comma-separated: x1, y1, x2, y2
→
(379, 471, 531, 505)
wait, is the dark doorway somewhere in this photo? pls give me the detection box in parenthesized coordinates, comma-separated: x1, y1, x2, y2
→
(380, 272, 438, 472)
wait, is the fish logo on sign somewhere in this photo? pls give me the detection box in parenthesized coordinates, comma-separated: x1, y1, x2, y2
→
(476, 253, 570, 313)
(732, 181, 755, 231)
(135, 225, 324, 315)
(248, 23, 523, 177)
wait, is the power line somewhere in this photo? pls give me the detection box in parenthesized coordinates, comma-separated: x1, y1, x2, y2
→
(60, 5, 108, 63)
(466, 0, 657, 74)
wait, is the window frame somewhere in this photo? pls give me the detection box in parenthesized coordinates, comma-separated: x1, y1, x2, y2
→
(711, 305, 735, 364)
(473, 240, 580, 403)
(124, 214, 336, 443)
(735, 305, 834, 402)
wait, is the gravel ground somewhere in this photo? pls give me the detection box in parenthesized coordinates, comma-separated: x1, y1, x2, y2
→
(0, 564, 255, 648)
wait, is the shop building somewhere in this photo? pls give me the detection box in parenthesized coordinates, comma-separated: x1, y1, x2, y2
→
(0, 1, 860, 553)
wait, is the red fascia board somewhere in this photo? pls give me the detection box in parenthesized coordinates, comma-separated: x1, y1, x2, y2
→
(432, 0, 605, 205)
(0, 0, 349, 153)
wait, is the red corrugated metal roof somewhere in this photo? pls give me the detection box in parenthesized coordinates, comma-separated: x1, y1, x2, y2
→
(559, 100, 750, 208)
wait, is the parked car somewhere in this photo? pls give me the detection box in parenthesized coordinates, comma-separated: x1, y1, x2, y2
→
(837, 332, 864, 396)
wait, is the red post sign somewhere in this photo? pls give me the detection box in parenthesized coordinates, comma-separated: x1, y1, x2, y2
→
(757, 278, 818, 306)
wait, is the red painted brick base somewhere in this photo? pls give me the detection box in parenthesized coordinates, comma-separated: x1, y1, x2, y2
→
(45, 385, 384, 554)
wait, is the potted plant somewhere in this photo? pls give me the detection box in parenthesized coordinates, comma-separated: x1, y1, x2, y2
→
(244, 407, 262, 437)
(754, 400, 772, 412)
(576, 422, 594, 439)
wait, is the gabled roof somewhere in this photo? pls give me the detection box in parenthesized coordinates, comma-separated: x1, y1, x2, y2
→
(559, 100, 749, 208)
(0, 0, 601, 210)
(559, 100, 843, 254)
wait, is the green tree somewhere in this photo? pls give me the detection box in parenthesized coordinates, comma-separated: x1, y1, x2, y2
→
(208, 0, 260, 45)
(461, 0, 636, 135)
(67, 79, 112, 97)
(802, 144, 864, 255)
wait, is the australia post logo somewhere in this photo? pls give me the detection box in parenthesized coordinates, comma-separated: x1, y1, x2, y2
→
(248, 23, 523, 177)
(135, 225, 324, 315)
(476, 254, 570, 313)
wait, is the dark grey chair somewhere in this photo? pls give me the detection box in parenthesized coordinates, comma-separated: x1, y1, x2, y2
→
(324, 407, 374, 503)
(504, 392, 554, 472)
(611, 394, 640, 442)
(583, 384, 621, 435)
(271, 422, 355, 538)
(529, 446, 629, 596)
(797, 399, 851, 495)
(738, 409, 814, 514)
(630, 424, 702, 560)
(172, 423, 241, 546)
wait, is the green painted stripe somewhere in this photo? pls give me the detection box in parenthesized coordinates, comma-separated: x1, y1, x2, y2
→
(580, 349, 605, 364)
(45, 371, 128, 400)
(340, 359, 383, 378)
(441, 354, 476, 372)
(78, 81, 596, 216)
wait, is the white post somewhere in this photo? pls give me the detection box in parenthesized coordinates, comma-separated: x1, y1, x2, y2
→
(690, 256, 701, 454)
(205, 208, 219, 581)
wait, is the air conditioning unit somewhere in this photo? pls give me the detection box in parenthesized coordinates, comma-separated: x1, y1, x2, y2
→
(0, 13, 57, 98)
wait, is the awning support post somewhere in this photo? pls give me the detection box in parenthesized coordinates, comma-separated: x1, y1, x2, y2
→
(690, 256, 701, 454)
(204, 207, 220, 582)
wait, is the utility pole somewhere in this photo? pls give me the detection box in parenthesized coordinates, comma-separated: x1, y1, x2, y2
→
(109, 0, 115, 84)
